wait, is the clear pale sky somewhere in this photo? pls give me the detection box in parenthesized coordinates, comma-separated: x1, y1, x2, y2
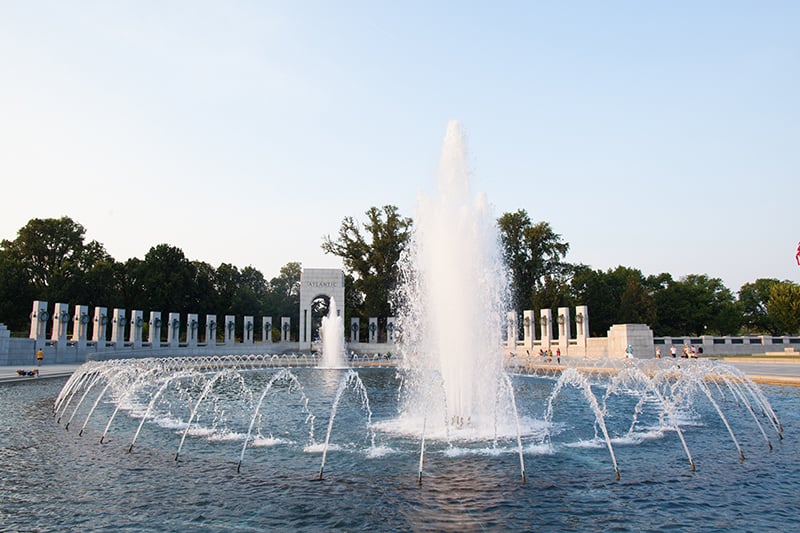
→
(1, 1, 797, 292)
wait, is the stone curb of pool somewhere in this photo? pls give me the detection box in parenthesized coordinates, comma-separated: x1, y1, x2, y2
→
(2, 361, 800, 386)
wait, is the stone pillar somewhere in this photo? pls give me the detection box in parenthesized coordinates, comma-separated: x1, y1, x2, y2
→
(186, 313, 199, 348)
(540, 309, 552, 350)
(168, 312, 181, 348)
(72, 305, 89, 351)
(93, 307, 108, 350)
(111, 308, 126, 347)
(29, 300, 49, 342)
(557, 307, 571, 353)
(148, 312, 162, 347)
(368, 317, 378, 343)
(243, 316, 254, 344)
(386, 316, 396, 343)
(129, 310, 144, 348)
(350, 318, 360, 343)
(281, 317, 291, 343)
(262, 317, 272, 343)
(206, 315, 217, 345)
(506, 311, 518, 349)
(225, 315, 236, 346)
(607, 324, 655, 359)
(52, 303, 70, 343)
(575, 305, 589, 347)
(662, 336, 673, 349)
(701, 335, 715, 355)
(523, 310, 535, 349)
(0, 324, 9, 362)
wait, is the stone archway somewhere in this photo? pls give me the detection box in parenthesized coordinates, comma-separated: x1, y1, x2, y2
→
(298, 268, 345, 350)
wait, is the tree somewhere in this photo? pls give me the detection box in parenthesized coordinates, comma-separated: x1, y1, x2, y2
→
(653, 274, 739, 336)
(114, 258, 146, 311)
(266, 262, 301, 303)
(264, 262, 303, 341)
(235, 266, 268, 315)
(79, 258, 120, 309)
(190, 261, 218, 315)
(739, 278, 781, 334)
(139, 244, 197, 314)
(767, 281, 800, 334)
(497, 210, 571, 316)
(1, 216, 111, 304)
(322, 205, 412, 318)
(213, 263, 241, 315)
(569, 265, 655, 336)
(0, 250, 35, 332)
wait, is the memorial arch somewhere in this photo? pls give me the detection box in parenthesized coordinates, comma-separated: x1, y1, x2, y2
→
(298, 268, 345, 350)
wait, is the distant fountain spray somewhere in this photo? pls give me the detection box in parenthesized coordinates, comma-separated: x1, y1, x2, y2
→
(320, 298, 346, 368)
(396, 120, 509, 435)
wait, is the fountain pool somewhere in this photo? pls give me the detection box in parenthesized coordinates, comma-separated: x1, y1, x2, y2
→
(1, 359, 797, 531)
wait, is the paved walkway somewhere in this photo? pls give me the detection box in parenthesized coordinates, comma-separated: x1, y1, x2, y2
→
(2, 358, 800, 386)
(0, 363, 82, 383)
(722, 360, 800, 386)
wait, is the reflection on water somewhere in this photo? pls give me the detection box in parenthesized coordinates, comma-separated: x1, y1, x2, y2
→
(1, 371, 798, 531)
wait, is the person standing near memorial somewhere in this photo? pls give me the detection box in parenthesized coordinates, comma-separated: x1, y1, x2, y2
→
(36, 348, 43, 366)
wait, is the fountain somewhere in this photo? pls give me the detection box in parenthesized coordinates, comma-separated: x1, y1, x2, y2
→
(394, 119, 510, 439)
(18, 121, 793, 530)
(319, 297, 346, 368)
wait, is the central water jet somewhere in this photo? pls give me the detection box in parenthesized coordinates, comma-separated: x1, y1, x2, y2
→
(396, 120, 509, 434)
(319, 298, 345, 368)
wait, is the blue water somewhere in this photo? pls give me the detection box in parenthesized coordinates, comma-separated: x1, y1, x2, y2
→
(1, 367, 798, 532)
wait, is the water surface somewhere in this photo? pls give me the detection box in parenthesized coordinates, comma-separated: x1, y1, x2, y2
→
(1, 369, 797, 531)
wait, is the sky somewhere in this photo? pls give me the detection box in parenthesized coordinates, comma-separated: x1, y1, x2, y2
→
(1, 1, 798, 292)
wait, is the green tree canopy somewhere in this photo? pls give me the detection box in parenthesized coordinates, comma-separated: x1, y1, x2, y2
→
(653, 274, 740, 336)
(264, 262, 302, 340)
(739, 278, 780, 334)
(497, 210, 571, 315)
(1, 216, 111, 305)
(140, 244, 197, 314)
(569, 265, 656, 336)
(0, 251, 36, 331)
(322, 205, 412, 318)
(767, 281, 800, 334)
